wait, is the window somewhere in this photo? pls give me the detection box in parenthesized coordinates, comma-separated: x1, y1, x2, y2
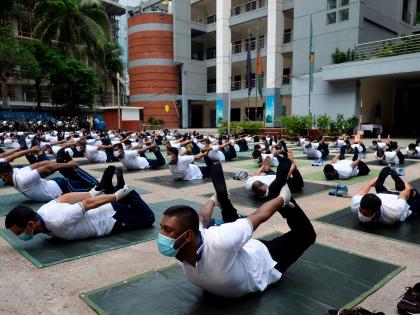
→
(327, 12, 337, 24)
(327, 0, 337, 10)
(340, 0, 349, 6)
(339, 8, 349, 21)
(245, 37, 256, 51)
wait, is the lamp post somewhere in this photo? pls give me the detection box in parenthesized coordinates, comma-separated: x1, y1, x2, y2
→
(117, 73, 121, 130)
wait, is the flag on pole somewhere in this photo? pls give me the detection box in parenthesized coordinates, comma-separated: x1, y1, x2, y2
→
(256, 34, 263, 99)
(246, 39, 252, 97)
(309, 15, 315, 92)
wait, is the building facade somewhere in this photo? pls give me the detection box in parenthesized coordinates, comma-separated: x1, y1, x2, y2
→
(128, 0, 420, 135)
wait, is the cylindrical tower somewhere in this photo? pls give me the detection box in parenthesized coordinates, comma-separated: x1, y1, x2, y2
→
(128, 13, 179, 128)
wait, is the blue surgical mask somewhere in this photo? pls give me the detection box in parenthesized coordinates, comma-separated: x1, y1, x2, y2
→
(17, 223, 33, 241)
(157, 232, 188, 257)
(0, 178, 6, 188)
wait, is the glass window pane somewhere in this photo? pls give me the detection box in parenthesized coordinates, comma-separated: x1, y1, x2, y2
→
(340, 0, 349, 6)
(339, 8, 349, 21)
(327, 0, 337, 10)
(327, 12, 337, 24)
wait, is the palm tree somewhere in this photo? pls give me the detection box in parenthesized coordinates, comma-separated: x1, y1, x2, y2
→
(33, 0, 110, 63)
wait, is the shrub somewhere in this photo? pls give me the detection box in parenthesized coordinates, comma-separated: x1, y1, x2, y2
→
(218, 120, 244, 135)
(316, 114, 333, 131)
(331, 48, 355, 64)
(147, 116, 164, 126)
(240, 121, 263, 135)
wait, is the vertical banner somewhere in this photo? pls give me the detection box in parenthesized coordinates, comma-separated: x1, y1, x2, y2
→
(265, 95, 275, 127)
(216, 99, 224, 127)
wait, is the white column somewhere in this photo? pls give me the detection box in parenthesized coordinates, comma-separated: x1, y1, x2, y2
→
(216, 0, 231, 94)
(266, 0, 284, 89)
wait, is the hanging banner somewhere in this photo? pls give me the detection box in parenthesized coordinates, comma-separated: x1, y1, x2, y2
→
(265, 96, 275, 127)
(216, 99, 224, 127)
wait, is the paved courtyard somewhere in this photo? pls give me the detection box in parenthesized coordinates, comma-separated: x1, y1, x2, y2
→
(0, 139, 419, 314)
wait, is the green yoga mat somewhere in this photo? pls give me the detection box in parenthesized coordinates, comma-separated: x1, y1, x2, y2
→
(316, 207, 420, 246)
(316, 179, 420, 246)
(137, 172, 236, 189)
(93, 165, 168, 174)
(202, 182, 331, 209)
(0, 186, 150, 217)
(233, 159, 311, 170)
(0, 198, 204, 268)
(80, 234, 404, 315)
(304, 169, 380, 185)
(366, 160, 419, 167)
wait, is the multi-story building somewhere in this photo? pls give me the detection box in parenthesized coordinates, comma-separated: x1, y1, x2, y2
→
(126, 0, 420, 135)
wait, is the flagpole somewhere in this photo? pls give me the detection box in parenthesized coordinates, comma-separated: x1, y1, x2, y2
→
(255, 26, 258, 121)
(247, 28, 251, 121)
(308, 14, 313, 116)
(228, 42, 232, 135)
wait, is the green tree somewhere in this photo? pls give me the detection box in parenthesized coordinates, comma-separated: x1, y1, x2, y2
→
(50, 58, 98, 109)
(33, 0, 110, 63)
(0, 25, 40, 109)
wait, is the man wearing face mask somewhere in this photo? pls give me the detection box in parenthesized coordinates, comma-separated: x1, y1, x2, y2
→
(323, 147, 370, 181)
(167, 147, 214, 180)
(112, 142, 165, 170)
(5, 180, 155, 241)
(351, 167, 419, 225)
(156, 162, 316, 298)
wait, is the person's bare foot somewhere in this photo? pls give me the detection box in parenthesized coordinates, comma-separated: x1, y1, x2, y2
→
(287, 150, 295, 161)
(148, 142, 157, 152)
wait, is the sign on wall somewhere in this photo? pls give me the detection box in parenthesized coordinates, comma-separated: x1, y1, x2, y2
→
(265, 95, 275, 127)
(216, 99, 223, 127)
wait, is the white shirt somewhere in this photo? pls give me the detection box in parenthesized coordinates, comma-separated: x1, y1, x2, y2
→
(304, 143, 322, 159)
(375, 151, 399, 165)
(332, 160, 359, 179)
(351, 193, 411, 225)
(406, 146, 420, 158)
(261, 154, 279, 166)
(169, 155, 202, 180)
(245, 175, 276, 197)
(13, 166, 62, 202)
(84, 145, 107, 163)
(208, 145, 225, 162)
(121, 150, 150, 170)
(38, 200, 116, 240)
(182, 219, 281, 298)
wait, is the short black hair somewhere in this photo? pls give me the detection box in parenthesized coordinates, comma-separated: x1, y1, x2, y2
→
(5, 205, 37, 229)
(0, 162, 13, 176)
(360, 194, 382, 216)
(377, 148, 384, 157)
(323, 164, 336, 180)
(408, 143, 416, 150)
(251, 180, 265, 194)
(167, 147, 179, 156)
(123, 139, 132, 146)
(252, 150, 261, 159)
(164, 205, 199, 234)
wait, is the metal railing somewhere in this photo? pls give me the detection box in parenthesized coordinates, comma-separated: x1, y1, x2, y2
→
(231, 0, 267, 16)
(232, 38, 265, 54)
(354, 33, 420, 61)
(283, 31, 293, 44)
(192, 14, 216, 24)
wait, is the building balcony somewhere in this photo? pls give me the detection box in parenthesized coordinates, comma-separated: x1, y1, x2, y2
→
(230, 0, 268, 26)
(354, 33, 420, 62)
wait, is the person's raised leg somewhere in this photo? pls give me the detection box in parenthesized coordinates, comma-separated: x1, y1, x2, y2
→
(375, 166, 392, 194)
(352, 146, 359, 162)
(396, 149, 405, 164)
(147, 146, 166, 169)
(210, 163, 239, 223)
(260, 198, 316, 273)
(268, 157, 291, 198)
(389, 167, 405, 191)
(339, 145, 346, 160)
(356, 160, 370, 176)
(111, 190, 155, 233)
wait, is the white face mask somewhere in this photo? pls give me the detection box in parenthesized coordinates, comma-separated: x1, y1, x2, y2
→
(358, 211, 372, 223)
(76, 146, 81, 151)
(114, 151, 120, 158)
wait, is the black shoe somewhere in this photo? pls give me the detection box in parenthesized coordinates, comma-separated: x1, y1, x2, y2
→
(325, 307, 385, 315)
(97, 166, 116, 194)
(397, 283, 420, 315)
(115, 167, 125, 190)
